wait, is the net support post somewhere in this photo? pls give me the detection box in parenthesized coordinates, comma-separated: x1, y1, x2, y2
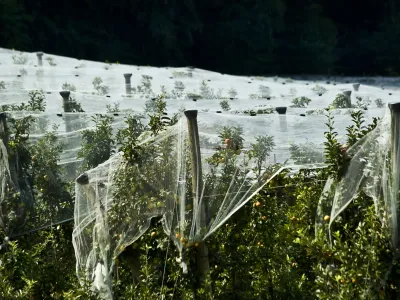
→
(353, 83, 360, 91)
(60, 91, 72, 132)
(184, 109, 211, 294)
(36, 52, 43, 66)
(389, 102, 400, 246)
(0, 113, 8, 146)
(123, 73, 132, 95)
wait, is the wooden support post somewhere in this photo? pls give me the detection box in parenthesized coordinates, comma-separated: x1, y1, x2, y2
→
(60, 91, 72, 132)
(389, 102, 400, 247)
(184, 110, 211, 295)
(36, 52, 43, 66)
(123, 73, 132, 95)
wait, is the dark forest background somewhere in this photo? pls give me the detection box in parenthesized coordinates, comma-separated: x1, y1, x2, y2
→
(1, 0, 400, 76)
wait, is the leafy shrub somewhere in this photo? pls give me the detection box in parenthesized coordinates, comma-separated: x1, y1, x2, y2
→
(258, 85, 271, 98)
(186, 92, 202, 100)
(219, 99, 231, 111)
(289, 142, 324, 164)
(199, 80, 222, 99)
(131, 75, 154, 98)
(62, 82, 77, 92)
(1, 96, 399, 300)
(228, 88, 238, 98)
(77, 115, 115, 170)
(306, 108, 326, 115)
(12, 52, 28, 65)
(19, 68, 27, 76)
(292, 96, 312, 108)
(172, 71, 191, 77)
(312, 84, 327, 95)
(332, 93, 351, 108)
(92, 77, 110, 96)
(0, 81, 5, 90)
(164, 81, 186, 99)
(46, 56, 57, 66)
(375, 98, 384, 108)
(249, 93, 260, 99)
(1, 89, 46, 112)
(255, 107, 274, 114)
(353, 96, 371, 110)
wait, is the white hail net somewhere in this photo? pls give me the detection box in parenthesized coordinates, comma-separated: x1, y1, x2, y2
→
(0, 47, 397, 298)
(72, 110, 381, 298)
(316, 107, 400, 248)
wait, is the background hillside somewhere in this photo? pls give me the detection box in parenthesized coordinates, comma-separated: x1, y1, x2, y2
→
(1, 0, 400, 76)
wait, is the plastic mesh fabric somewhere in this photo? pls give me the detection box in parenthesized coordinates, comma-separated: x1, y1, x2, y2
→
(73, 111, 366, 297)
(316, 108, 400, 248)
(0, 47, 398, 299)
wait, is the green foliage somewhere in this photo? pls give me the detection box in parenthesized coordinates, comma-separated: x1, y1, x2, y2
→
(0, 81, 5, 90)
(353, 96, 371, 110)
(219, 99, 231, 111)
(346, 110, 378, 147)
(62, 82, 77, 92)
(45, 56, 56, 66)
(248, 135, 275, 179)
(77, 115, 115, 169)
(218, 126, 244, 153)
(1, 89, 46, 112)
(375, 98, 384, 108)
(289, 142, 324, 164)
(292, 96, 312, 108)
(1, 93, 399, 299)
(148, 93, 178, 136)
(258, 85, 271, 98)
(106, 103, 120, 113)
(92, 77, 110, 96)
(332, 94, 351, 109)
(130, 75, 155, 99)
(11, 52, 28, 65)
(323, 108, 348, 181)
(312, 85, 327, 95)
(228, 88, 237, 98)
(199, 80, 222, 99)
(19, 68, 27, 76)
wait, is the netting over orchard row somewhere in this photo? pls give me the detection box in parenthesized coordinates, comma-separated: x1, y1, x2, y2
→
(1, 48, 398, 298)
(0, 48, 397, 115)
(1, 108, 366, 237)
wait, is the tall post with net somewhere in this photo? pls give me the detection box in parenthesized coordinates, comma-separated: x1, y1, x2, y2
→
(60, 91, 73, 132)
(36, 52, 43, 66)
(184, 110, 211, 295)
(389, 102, 400, 247)
(124, 73, 132, 95)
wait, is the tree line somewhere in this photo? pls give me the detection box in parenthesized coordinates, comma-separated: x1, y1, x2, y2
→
(1, 0, 400, 76)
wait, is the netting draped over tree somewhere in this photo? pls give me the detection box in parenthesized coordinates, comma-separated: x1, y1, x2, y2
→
(72, 110, 340, 297)
(2, 48, 397, 299)
(0, 111, 145, 239)
(316, 106, 400, 248)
